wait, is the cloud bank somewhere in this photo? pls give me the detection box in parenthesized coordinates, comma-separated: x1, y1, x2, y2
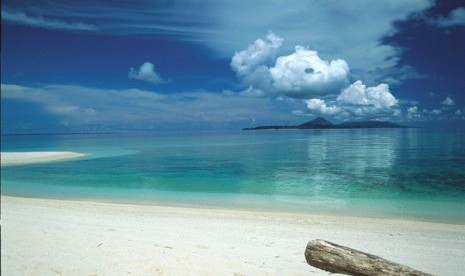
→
(1, 83, 303, 130)
(231, 33, 399, 120)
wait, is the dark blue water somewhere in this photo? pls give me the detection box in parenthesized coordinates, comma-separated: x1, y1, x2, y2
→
(2, 129, 465, 222)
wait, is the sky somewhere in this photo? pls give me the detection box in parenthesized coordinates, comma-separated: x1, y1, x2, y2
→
(1, 0, 464, 133)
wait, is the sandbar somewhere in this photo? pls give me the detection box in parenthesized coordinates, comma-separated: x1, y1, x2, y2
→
(1, 195, 464, 275)
(1, 151, 86, 165)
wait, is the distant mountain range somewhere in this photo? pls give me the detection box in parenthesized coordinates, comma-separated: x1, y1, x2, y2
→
(243, 117, 408, 130)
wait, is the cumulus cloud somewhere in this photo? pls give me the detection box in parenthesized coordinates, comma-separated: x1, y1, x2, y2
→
(407, 106, 420, 119)
(230, 33, 404, 121)
(305, 99, 341, 115)
(441, 97, 455, 106)
(433, 7, 465, 28)
(269, 46, 349, 98)
(407, 106, 418, 113)
(406, 104, 465, 121)
(337, 81, 398, 108)
(304, 80, 399, 120)
(128, 62, 165, 84)
(231, 33, 350, 98)
(230, 32, 282, 94)
(431, 109, 442, 115)
(231, 32, 283, 78)
(406, 105, 465, 121)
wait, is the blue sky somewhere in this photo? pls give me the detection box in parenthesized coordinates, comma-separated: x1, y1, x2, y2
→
(1, 0, 464, 132)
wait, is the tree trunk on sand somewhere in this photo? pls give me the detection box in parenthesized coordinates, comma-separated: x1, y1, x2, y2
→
(305, 239, 432, 276)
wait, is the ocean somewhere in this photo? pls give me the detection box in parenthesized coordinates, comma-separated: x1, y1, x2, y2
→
(2, 129, 465, 223)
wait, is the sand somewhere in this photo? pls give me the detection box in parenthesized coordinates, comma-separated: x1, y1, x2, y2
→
(1, 151, 86, 165)
(1, 195, 465, 275)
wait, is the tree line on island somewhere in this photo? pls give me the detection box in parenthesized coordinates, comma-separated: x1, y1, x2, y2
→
(243, 117, 408, 130)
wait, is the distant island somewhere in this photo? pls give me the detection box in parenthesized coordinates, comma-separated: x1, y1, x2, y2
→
(243, 117, 408, 130)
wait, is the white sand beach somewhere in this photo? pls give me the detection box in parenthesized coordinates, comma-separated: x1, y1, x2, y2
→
(1, 151, 86, 165)
(1, 195, 465, 275)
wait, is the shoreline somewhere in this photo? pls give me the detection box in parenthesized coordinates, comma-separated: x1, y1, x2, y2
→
(3, 190, 464, 226)
(2, 195, 465, 275)
(1, 151, 86, 166)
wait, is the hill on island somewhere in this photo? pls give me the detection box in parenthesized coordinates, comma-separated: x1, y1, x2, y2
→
(243, 117, 408, 130)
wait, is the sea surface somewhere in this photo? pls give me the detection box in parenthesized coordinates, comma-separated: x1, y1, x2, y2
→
(2, 129, 465, 223)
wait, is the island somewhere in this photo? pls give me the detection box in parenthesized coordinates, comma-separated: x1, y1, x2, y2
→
(243, 117, 408, 130)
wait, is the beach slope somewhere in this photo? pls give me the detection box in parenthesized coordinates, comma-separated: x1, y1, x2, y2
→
(1, 196, 464, 275)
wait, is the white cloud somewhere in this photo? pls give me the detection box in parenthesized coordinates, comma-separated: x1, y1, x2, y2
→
(405, 105, 460, 121)
(441, 97, 455, 106)
(230, 33, 403, 121)
(337, 81, 398, 108)
(407, 106, 421, 119)
(433, 7, 465, 28)
(128, 62, 165, 84)
(230, 32, 283, 93)
(305, 99, 341, 115)
(231, 34, 350, 98)
(407, 106, 418, 113)
(270, 46, 349, 98)
(304, 80, 399, 120)
(1, 10, 97, 31)
(231, 32, 283, 78)
(409, 106, 465, 121)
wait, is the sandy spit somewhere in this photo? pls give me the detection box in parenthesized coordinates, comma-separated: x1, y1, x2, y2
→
(1, 152, 86, 165)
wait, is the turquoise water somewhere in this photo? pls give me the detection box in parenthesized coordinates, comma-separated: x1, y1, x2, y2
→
(2, 129, 465, 223)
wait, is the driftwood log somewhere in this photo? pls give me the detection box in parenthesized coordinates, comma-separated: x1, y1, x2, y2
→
(305, 239, 432, 276)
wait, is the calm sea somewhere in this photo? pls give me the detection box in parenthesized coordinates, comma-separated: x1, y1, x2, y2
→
(2, 129, 464, 223)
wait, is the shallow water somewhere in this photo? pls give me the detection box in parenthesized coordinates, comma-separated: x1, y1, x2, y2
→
(2, 129, 465, 223)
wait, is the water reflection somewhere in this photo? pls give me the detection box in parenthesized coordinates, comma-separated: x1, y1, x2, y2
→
(270, 129, 401, 198)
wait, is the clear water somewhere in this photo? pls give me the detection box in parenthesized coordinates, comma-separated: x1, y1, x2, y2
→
(2, 129, 465, 223)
